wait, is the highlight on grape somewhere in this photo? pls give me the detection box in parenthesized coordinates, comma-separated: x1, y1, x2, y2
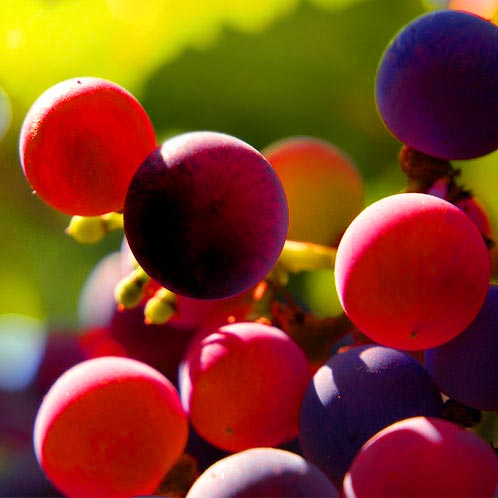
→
(9, 4, 498, 498)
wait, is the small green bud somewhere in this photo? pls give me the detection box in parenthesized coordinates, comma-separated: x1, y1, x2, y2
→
(144, 288, 177, 325)
(65, 216, 106, 244)
(114, 268, 150, 309)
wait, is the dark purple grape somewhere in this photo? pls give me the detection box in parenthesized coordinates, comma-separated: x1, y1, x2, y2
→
(124, 131, 288, 299)
(376, 10, 498, 160)
(425, 284, 498, 411)
(185, 447, 338, 498)
(299, 344, 443, 489)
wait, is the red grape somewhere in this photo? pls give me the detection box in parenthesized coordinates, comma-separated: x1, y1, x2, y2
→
(33, 356, 188, 498)
(123, 131, 288, 299)
(343, 416, 498, 497)
(179, 321, 311, 452)
(335, 193, 490, 350)
(19, 77, 157, 215)
(262, 135, 363, 246)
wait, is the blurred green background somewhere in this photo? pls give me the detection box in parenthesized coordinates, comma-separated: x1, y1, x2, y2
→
(1, 0, 497, 329)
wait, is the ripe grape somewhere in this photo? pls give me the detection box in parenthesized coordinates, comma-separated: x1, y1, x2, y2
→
(33, 356, 188, 498)
(299, 344, 443, 489)
(123, 131, 288, 299)
(185, 448, 338, 498)
(19, 77, 157, 215)
(425, 284, 498, 411)
(179, 321, 311, 452)
(376, 9, 498, 160)
(343, 416, 498, 498)
(334, 193, 490, 350)
(262, 136, 363, 246)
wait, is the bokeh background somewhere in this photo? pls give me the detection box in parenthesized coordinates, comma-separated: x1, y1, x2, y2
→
(1, 0, 497, 495)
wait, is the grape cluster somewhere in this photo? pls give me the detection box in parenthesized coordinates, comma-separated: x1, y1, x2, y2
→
(15, 7, 498, 498)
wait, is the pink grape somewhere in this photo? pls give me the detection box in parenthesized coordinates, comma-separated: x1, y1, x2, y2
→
(343, 416, 498, 497)
(179, 321, 311, 452)
(335, 193, 490, 350)
(123, 131, 288, 299)
(33, 356, 188, 498)
(19, 77, 157, 215)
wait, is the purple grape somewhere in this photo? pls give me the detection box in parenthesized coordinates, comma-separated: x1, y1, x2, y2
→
(185, 448, 338, 498)
(124, 131, 288, 299)
(376, 10, 498, 160)
(425, 284, 498, 411)
(299, 344, 443, 489)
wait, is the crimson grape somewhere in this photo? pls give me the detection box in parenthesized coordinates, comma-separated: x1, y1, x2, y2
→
(19, 77, 157, 215)
(343, 416, 498, 497)
(425, 284, 498, 411)
(123, 131, 288, 299)
(298, 344, 443, 489)
(33, 356, 188, 498)
(334, 193, 490, 350)
(262, 135, 363, 246)
(179, 321, 311, 452)
(376, 10, 498, 160)
(185, 448, 338, 498)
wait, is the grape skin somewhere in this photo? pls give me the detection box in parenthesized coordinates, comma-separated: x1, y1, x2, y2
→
(33, 356, 188, 498)
(262, 135, 363, 246)
(179, 321, 311, 453)
(186, 447, 338, 498)
(124, 131, 289, 300)
(19, 77, 157, 215)
(343, 416, 498, 497)
(299, 344, 444, 489)
(376, 10, 498, 160)
(425, 284, 498, 411)
(334, 193, 490, 350)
